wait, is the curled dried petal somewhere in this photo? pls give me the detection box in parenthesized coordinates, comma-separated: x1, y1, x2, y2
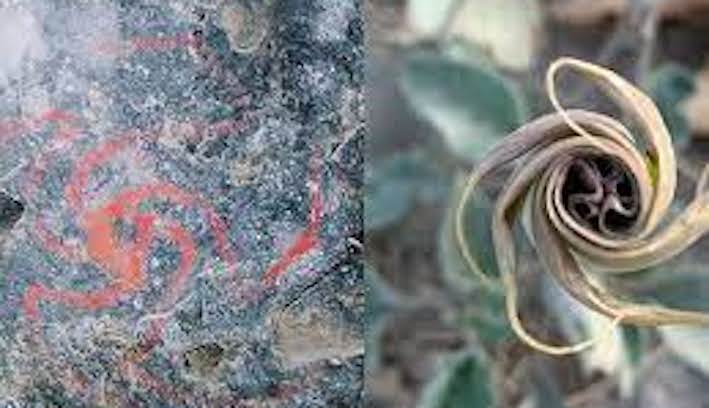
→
(457, 57, 709, 355)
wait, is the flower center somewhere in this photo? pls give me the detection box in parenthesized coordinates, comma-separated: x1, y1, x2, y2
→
(561, 156, 639, 235)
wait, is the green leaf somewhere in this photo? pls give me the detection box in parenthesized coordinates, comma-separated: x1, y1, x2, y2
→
(364, 174, 414, 230)
(458, 294, 509, 345)
(449, 0, 542, 71)
(407, 0, 458, 37)
(407, 0, 542, 70)
(645, 64, 695, 146)
(365, 263, 400, 326)
(400, 50, 526, 162)
(418, 350, 493, 408)
(365, 149, 450, 230)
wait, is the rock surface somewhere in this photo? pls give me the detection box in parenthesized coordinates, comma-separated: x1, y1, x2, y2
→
(0, 1, 364, 406)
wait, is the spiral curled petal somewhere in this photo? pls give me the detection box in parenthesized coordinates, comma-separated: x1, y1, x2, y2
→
(457, 57, 709, 355)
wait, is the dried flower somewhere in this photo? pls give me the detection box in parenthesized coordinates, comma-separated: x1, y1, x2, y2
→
(456, 57, 709, 355)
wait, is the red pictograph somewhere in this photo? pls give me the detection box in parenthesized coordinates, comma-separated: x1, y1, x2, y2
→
(262, 161, 324, 287)
(22, 126, 238, 322)
(92, 31, 202, 58)
(1, 23, 328, 402)
(4, 106, 326, 404)
(7, 111, 238, 404)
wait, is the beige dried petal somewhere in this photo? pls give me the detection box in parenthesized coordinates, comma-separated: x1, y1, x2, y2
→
(457, 57, 709, 355)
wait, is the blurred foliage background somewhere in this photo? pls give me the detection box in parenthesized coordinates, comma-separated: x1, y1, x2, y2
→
(364, 0, 709, 407)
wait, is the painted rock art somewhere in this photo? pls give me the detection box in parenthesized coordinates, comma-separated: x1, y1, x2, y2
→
(0, 1, 363, 406)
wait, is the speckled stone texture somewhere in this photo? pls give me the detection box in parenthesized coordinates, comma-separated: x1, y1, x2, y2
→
(0, 1, 364, 406)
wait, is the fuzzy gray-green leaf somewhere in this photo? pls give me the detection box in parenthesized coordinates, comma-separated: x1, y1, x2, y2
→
(401, 51, 526, 162)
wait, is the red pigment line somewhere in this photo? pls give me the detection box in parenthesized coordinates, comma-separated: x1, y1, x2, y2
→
(21, 121, 237, 402)
(20, 112, 86, 265)
(39, 109, 78, 123)
(24, 188, 216, 397)
(21, 111, 83, 200)
(27, 137, 234, 302)
(102, 183, 237, 267)
(36, 184, 232, 320)
(22, 284, 46, 320)
(114, 213, 156, 291)
(0, 108, 77, 144)
(121, 223, 197, 364)
(93, 32, 200, 57)
(261, 231, 318, 286)
(66, 134, 236, 267)
(31, 216, 83, 261)
(23, 159, 49, 198)
(116, 226, 193, 369)
(130, 32, 199, 53)
(65, 135, 135, 209)
(119, 359, 191, 407)
(105, 208, 219, 406)
(262, 167, 324, 286)
(23, 200, 156, 319)
(14, 122, 225, 405)
(107, 218, 197, 406)
(202, 117, 248, 138)
(23, 283, 125, 320)
(0, 119, 29, 142)
(23, 208, 156, 318)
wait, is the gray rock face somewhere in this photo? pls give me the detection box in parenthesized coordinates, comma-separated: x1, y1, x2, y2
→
(0, 1, 364, 406)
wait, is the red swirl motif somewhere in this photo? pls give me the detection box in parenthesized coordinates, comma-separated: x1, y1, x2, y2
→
(3, 108, 325, 405)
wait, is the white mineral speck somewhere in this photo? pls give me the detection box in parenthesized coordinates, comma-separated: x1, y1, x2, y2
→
(133, 297, 144, 310)
(150, 256, 161, 269)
